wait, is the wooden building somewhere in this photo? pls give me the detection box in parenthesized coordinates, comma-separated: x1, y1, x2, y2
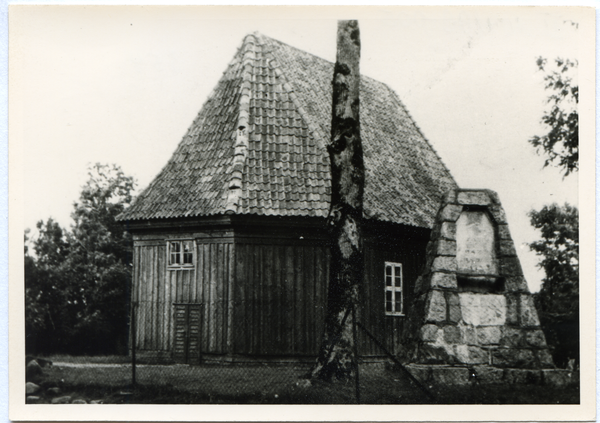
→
(117, 33, 458, 363)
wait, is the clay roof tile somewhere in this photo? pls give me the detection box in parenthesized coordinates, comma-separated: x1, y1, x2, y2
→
(118, 33, 457, 227)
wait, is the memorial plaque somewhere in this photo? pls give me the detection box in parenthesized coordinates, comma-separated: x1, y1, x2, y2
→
(456, 211, 498, 275)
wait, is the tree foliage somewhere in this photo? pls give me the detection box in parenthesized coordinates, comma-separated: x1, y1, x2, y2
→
(529, 203, 579, 313)
(528, 48, 580, 367)
(529, 203, 579, 368)
(25, 163, 135, 355)
(529, 57, 578, 176)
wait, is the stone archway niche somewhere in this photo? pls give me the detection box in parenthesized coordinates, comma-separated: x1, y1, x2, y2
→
(456, 210, 497, 276)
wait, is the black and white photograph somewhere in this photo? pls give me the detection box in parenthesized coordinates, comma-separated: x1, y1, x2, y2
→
(9, 5, 595, 421)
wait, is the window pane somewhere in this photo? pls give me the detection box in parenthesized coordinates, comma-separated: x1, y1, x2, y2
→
(397, 292, 403, 313)
(170, 242, 180, 253)
(183, 241, 192, 253)
(385, 263, 402, 314)
(171, 253, 180, 265)
(183, 252, 193, 264)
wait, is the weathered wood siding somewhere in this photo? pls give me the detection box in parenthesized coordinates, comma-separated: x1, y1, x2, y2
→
(132, 236, 234, 355)
(233, 242, 329, 356)
(231, 233, 425, 358)
(133, 241, 168, 352)
(196, 241, 234, 354)
(130, 222, 428, 359)
(358, 235, 428, 357)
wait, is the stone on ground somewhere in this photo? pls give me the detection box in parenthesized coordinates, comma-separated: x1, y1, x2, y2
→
(51, 396, 72, 404)
(26, 396, 41, 404)
(25, 382, 40, 395)
(26, 360, 42, 381)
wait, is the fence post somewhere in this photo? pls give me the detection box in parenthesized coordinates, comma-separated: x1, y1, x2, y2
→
(131, 301, 136, 389)
(356, 321, 435, 403)
(353, 306, 360, 404)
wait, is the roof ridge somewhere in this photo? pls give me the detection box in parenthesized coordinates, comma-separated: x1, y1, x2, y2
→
(121, 72, 220, 218)
(256, 33, 333, 65)
(255, 33, 396, 88)
(224, 33, 258, 213)
(258, 35, 329, 155)
(118, 33, 458, 227)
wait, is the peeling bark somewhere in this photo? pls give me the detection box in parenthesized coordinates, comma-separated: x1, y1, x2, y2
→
(311, 20, 364, 382)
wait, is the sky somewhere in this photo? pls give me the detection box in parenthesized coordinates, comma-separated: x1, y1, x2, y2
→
(11, 6, 590, 293)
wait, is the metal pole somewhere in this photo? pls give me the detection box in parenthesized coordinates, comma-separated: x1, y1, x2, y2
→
(353, 306, 360, 404)
(131, 301, 136, 389)
(356, 321, 435, 403)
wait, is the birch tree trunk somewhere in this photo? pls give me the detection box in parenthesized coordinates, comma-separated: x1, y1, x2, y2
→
(311, 19, 364, 382)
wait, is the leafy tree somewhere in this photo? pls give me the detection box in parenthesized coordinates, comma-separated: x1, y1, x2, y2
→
(64, 163, 135, 354)
(31, 219, 70, 267)
(529, 57, 578, 176)
(25, 228, 49, 352)
(529, 203, 579, 368)
(529, 203, 579, 313)
(25, 219, 71, 353)
(71, 163, 135, 264)
(528, 45, 580, 368)
(25, 163, 136, 355)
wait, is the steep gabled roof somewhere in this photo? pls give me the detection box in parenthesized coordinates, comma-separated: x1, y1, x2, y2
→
(118, 33, 458, 228)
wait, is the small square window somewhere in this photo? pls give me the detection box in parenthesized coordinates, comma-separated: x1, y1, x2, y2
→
(169, 240, 194, 267)
(385, 262, 403, 316)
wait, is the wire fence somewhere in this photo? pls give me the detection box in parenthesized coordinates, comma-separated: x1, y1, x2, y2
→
(123, 302, 435, 404)
(35, 360, 433, 404)
(26, 301, 580, 405)
(27, 302, 435, 404)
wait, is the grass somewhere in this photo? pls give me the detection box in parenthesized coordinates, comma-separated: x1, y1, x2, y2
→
(432, 383, 580, 404)
(36, 364, 429, 404)
(30, 357, 579, 404)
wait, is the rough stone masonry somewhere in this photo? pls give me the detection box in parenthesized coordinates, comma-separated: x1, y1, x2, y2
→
(405, 189, 556, 379)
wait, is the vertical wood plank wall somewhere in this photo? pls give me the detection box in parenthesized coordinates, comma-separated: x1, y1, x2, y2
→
(233, 243, 329, 356)
(132, 226, 427, 358)
(133, 239, 234, 354)
(196, 242, 234, 354)
(133, 242, 169, 352)
(358, 237, 427, 357)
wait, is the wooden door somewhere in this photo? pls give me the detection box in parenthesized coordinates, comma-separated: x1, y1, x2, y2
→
(172, 303, 203, 364)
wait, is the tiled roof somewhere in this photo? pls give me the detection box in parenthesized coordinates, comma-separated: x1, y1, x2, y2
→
(118, 33, 458, 228)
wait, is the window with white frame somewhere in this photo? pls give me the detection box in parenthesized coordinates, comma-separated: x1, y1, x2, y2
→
(168, 240, 194, 267)
(385, 262, 403, 315)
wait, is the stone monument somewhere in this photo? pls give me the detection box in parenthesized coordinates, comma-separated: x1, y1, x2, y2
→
(404, 189, 561, 385)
